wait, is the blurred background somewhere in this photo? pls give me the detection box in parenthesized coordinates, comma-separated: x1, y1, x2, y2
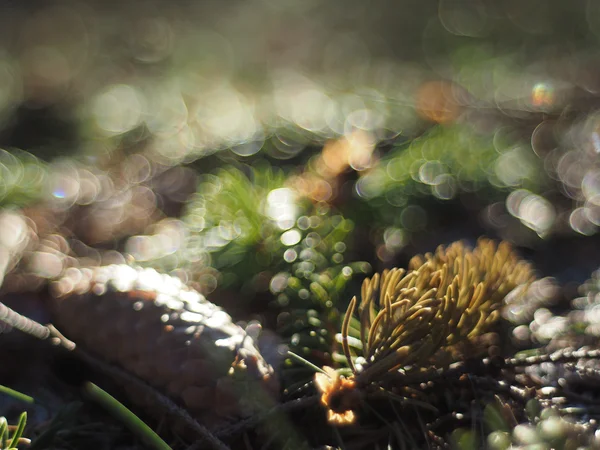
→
(2, 0, 600, 330)
(1, 0, 600, 316)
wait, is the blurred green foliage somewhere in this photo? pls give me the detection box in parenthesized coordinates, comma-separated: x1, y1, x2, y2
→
(358, 125, 545, 203)
(0, 150, 47, 207)
(177, 162, 371, 369)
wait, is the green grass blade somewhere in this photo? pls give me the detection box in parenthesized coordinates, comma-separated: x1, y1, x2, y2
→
(83, 382, 172, 450)
(0, 386, 34, 405)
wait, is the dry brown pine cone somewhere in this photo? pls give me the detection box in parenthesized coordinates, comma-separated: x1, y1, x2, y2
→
(46, 264, 280, 432)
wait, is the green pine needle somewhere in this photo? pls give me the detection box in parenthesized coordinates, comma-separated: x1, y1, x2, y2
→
(0, 412, 28, 450)
(286, 350, 328, 375)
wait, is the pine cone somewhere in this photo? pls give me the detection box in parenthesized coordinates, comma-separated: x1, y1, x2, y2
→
(48, 264, 280, 431)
